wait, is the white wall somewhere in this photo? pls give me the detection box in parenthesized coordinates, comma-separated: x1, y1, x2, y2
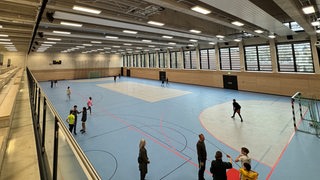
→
(27, 52, 122, 70)
(0, 52, 27, 68)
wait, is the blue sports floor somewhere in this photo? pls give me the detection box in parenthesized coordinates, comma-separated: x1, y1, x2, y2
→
(40, 77, 320, 180)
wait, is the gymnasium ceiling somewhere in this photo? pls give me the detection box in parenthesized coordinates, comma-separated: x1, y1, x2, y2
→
(0, 0, 319, 54)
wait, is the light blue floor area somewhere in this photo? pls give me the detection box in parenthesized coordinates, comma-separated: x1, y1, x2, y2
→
(39, 77, 320, 180)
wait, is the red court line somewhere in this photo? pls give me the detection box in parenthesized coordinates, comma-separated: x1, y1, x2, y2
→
(265, 108, 308, 179)
(103, 108, 204, 170)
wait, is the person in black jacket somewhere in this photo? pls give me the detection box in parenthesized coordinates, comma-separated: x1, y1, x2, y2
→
(210, 151, 232, 180)
(138, 139, 150, 180)
(231, 99, 243, 122)
(197, 134, 207, 180)
(72, 105, 81, 135)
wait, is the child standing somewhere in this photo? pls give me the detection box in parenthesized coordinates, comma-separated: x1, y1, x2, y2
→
(66, 110, 75, 133)
(80, 107, 87, 134)
(87, 97, 93, 115)
(66, 86, 71, 101)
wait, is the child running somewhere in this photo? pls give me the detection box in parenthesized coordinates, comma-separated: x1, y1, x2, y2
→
(87, 97, 93, 115)
(66, 86, 71, 101)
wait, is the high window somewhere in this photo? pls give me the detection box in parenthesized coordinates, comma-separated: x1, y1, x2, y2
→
(183, 49, 197, 69)
(200, 49, 216, 70)
(244, 45, 272, 71)
(219, 47, 240, 70)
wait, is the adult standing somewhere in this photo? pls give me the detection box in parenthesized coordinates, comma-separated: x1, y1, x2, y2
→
(210, 151, 232, 180)
(72, 105, 81, 135)
(138, 139, 150, 180)
(87, 97, 93, 115)
(231, 99, 243, 122)
(80, 107, 87, 134)
(196, 134, 207, 180)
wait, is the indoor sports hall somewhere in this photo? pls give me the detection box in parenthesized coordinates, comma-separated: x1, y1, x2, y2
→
(1, 0, 320, 180)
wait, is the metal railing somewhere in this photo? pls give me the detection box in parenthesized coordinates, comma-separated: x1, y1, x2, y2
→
(27, 67, 101, 180)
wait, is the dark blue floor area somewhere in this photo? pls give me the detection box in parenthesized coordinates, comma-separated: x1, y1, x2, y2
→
(39, 77, 320, 180)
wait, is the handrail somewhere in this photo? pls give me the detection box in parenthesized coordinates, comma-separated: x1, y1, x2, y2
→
(27, 68, 101, 179)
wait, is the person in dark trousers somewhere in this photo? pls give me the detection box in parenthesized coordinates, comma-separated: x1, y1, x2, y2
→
(231, 99, 243, 122)
(138, 139, 150, 180)
(114, 75, 117, 82)
(166, 77, 169, 87)
(161, 79, 165, 87)
(50, 80, 54, 88)
(197, 134, 207, 180)
(66, 110, 75, 133)
(210, 151, 233, 180)
(80, 107, 87, 134)
(72, 105, 81, 135)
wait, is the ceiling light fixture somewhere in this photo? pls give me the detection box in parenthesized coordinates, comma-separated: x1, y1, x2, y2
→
(0, 34, 8, 37)
(112, 46, 121, 48)
(73, 5, 101, 14)
(189, 39, 198, 42)
(142, 39, 152, 42)
(123, 30, 138, 34)
(191, 5, 211, 15)
(0, 25, 2, 28)
(43, 41, 56, 44)
(162, 35, 173, 39)
(216, 35, 225, 38)
(47, 38, 61, 41)
(316, 29, 320, 33)
(311, 21, 320, 26)
(209, 42, 215, 45)
(268, 34, 276, 38)
(189, 29, 201, 34)
(60, 21, 83, 27)
(231, 21, 244, 27)
(254, 29, 264, 34)
(123, 43, 132, 46)
(0, 39, 11, 41)
(147, 21, 164, 26)
(53, 30, 71, 34)
(105, 36, 118, 39)
(302, 6, 315, 14)
(234, 39, 241, 42)
(91, 41, 102, 44)
(168, 42, 176, 45)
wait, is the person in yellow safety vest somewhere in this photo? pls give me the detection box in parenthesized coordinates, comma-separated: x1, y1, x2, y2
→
(66, 110, 75, 133)
(239, 162, 258, 180)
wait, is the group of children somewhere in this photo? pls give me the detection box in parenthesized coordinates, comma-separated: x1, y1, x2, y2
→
(65, 93, 93, 135)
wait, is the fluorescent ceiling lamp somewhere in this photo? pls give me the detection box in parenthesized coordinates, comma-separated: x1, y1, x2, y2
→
(123, 43, 132, 46)
(0, 42, 12, 44)
(0, 39, 10, 41)
(254, 29, 264, 33)
(189, 29, 201, 33)
(162, 35, 173, 39)
(191, 5, 211, 15)
(83, 44, 92, 46)
(142, 39, 152, 42)
(111, 50, 117, 53)
(209, 42, 215, 45)
(234, 39, 241, 42)
(0, 34, 8, 37)
(316, 29, 320, 33)
(126, 48, 132, 50)
(60, 21, 82, 27)
(123, 30, 138, 34)
(105, 36, 118, 39)
(268, 34, 276, 38)
(73, 5, 101, 14)
(76, 46, 85, 48)
(47, 38, 61, 41)
(104, 47, 111, 49)
(147, 21, 164, 26)
(167, 47, 173, 49)
(168, 42, 176, 45)
(188, 44, 194, 47)
(0, 25, 2, 28)
(189, 39, 198, 42)
(216, 35, 225, 38)
(112, 46, 121, 48)
(118, 49, 124, 51)
(41, 44, 52, 46)
(136, 47, 143, 49)
(311, 21, 320, 26)
(232, 21, 244, 26)
(302, 6, 315, 14)
(91, 41, 102, 44)
(43, 41, 56, 44)
(148, 45, 155, 47)
(53, 30, 71, 34)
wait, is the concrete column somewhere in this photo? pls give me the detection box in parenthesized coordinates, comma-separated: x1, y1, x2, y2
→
(215, 44, 220, 71)
(310, 35, 320, 74)
(239, 41, 245, 72)
(269, 39, 278, 73)
(196, 46, 200, 69)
